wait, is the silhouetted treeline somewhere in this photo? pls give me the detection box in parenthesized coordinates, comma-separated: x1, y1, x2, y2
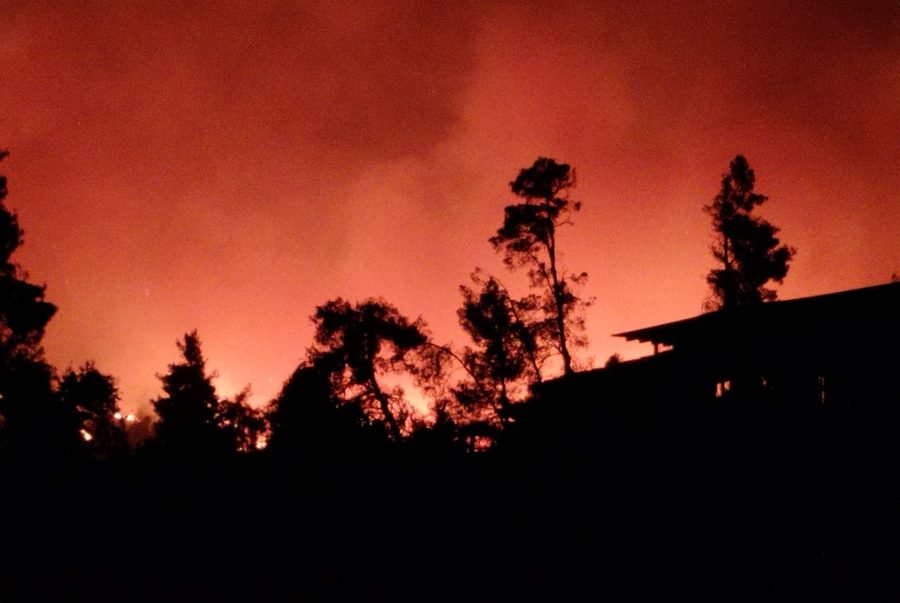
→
(0, 154, 802, 463)
(3, 150, 899, 599)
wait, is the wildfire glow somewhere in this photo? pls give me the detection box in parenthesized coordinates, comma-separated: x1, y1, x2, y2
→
(80, 429, 93, 442)
(2, 1, 896, 414)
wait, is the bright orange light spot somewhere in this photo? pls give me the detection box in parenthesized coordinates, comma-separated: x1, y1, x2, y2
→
(125, 413, 136, 423)
(473, 436, 493, 451)
(715, 380, 732, 398)
(80, 429, 93, 442)
(113, 412, 123, 420)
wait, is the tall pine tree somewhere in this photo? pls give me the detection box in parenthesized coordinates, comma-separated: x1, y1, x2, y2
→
(705, 155, 795, 309)
(490, 157, 589, 376)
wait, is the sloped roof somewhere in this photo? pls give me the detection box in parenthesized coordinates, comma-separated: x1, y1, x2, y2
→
(614, 282, 900, 346)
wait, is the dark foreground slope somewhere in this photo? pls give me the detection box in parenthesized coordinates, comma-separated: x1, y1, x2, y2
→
(2, 389, 900, 601)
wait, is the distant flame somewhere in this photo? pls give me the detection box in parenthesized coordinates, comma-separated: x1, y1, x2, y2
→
(80, 429, 93, 442)
(114, 411, 137, 423)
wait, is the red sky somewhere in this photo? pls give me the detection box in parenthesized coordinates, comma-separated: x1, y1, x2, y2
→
(2, 1, 898, 412)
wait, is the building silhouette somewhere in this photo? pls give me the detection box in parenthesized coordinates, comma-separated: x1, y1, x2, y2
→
(544, 282, 900, 406)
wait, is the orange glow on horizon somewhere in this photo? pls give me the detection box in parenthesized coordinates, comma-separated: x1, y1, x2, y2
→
(1, 2, 896, 412)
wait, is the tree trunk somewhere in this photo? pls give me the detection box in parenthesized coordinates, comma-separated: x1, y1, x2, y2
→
(370, 378, 403, 442)
(545, 219, 573, 376)
(497, 379, 511, 427)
